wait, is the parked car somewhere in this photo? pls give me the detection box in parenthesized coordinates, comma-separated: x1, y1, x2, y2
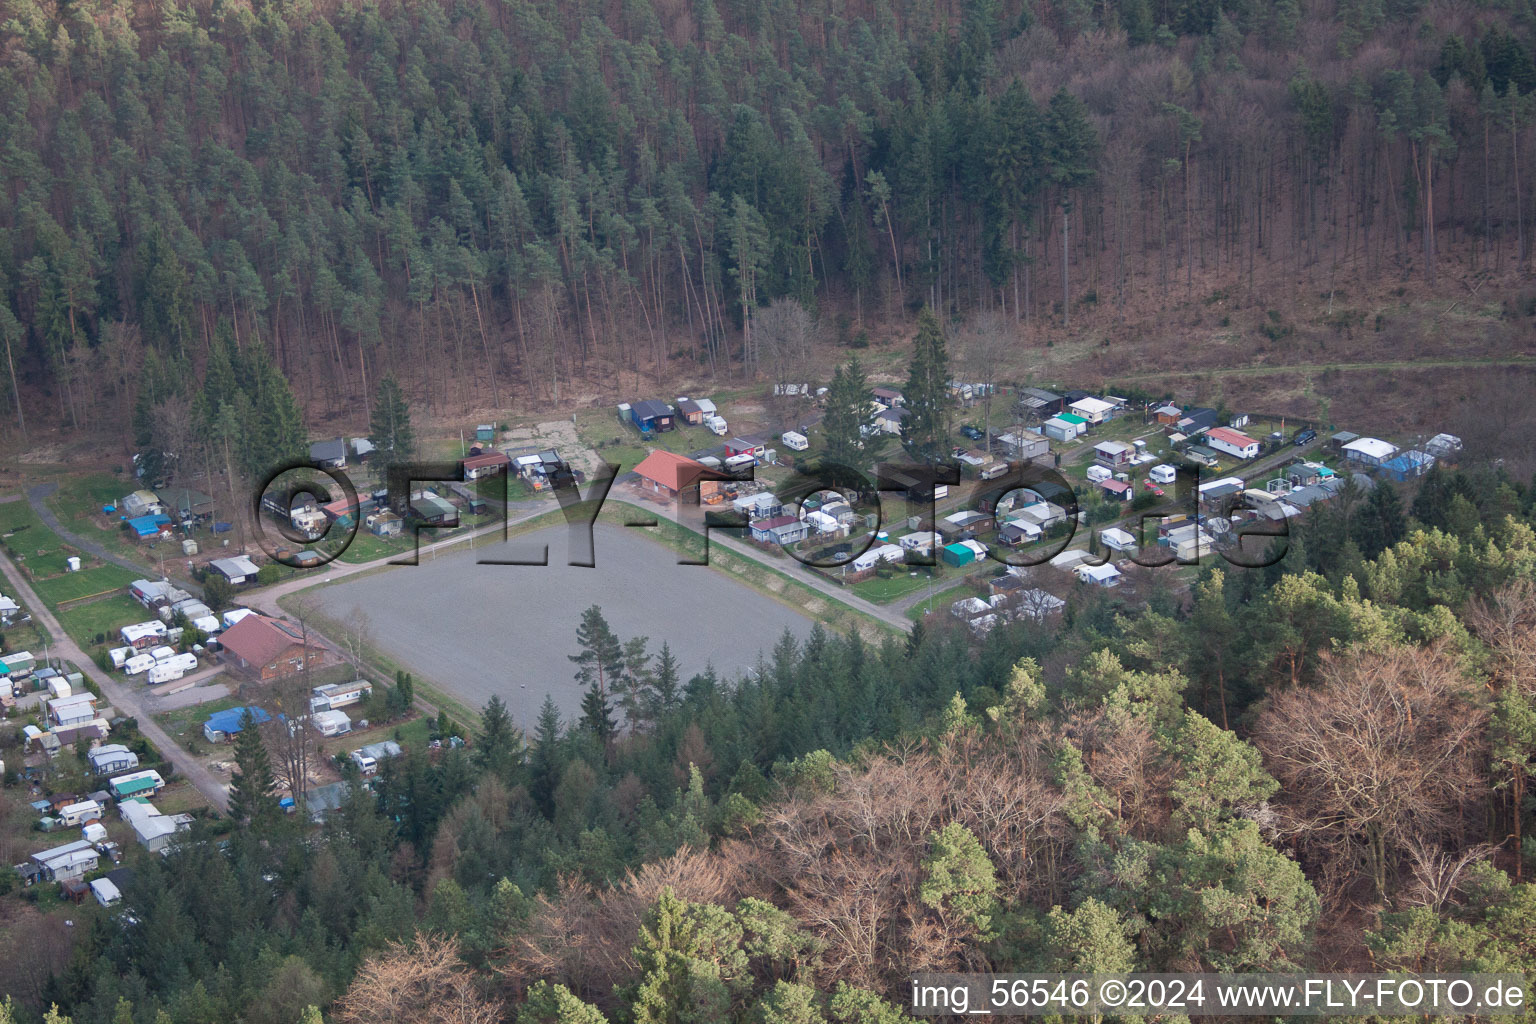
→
(960, 425, 984, 441)
(1294, 428, 1317, 446)
(1143, 480, 1165, 496)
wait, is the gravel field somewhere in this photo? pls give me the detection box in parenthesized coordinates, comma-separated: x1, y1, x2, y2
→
(308, 523, 816, 726)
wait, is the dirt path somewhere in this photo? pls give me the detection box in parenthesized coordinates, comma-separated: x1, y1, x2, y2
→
(0, 549, 231, 812)
(27, 481, 204, 596)
(1099, 355, 1536, 383)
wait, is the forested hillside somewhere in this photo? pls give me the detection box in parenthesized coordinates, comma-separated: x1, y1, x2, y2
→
(3, 0, 1536, 433)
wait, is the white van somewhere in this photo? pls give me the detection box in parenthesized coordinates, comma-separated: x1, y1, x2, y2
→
(781, 431, 809, 451)
(108, 647, 133, 670)
(124, 654, 155, 676)
(705, 415, 728, 435)
(147, 645, 177, 662)
(724, 454, 756, 474)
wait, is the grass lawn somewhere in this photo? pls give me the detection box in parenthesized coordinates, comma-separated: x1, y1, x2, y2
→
(906, 578, 983, 621)
(45, 471, 129, 511)
(154, 695, 243, 746)
(341, 713, 431, 753)
(850, 566, 951, 603)
(3, 614, 50, 654)
(31, 565, 141, 606)
(153, 781, 212, 813)
(56, 594, 147, 649)
(40, 472, 168, 566)
(333, 529, 419, 564)
(0, 498, 43, 533)
(0, 502, 70, 564)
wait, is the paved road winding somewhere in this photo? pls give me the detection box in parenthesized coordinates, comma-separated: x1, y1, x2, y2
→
(0, 549, 230, 811)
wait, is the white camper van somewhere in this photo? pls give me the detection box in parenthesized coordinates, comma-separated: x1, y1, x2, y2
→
(108, 647, 133, 670)
(124, 654, 155, 676)
(147, 652, 198, 685)
(781, 431, 809, 451)
(705, 415, 728, 435)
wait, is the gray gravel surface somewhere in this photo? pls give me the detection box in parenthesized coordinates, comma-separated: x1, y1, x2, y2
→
(307, 523, 816, 726)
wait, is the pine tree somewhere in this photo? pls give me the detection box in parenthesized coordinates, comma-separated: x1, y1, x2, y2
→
(919, 822, 1000, 939)
(1044, 87, 1100, 328)
(369, 374, 416, 469)
(570, 606, 624, 751)
(477, 694, 520, 780)
(1354, 480, 1408, 557)
(518, 982, 610, 1024)
(579, 682, 617, 754)
(649, 641, 681, 721)
(228, 708, 279, 826)
(529, 696, 563, 816)
(901, 308, 952, 463)
(627, 888, 744, 1024)
(820, 357, 871, 482)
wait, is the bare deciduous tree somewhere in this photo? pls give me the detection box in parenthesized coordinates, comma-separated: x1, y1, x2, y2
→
(334, 934, 503, 1024)
(342, 605, 374, 669)
(1252, 643, 1489, 903)
(256, 612, 323, 809)
(956, 312, 1011, 452)
(755, 297, 818, 423)
(1403, 839, 1496, 911)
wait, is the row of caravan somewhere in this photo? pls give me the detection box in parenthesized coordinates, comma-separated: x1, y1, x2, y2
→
(109, 647, 199, 683)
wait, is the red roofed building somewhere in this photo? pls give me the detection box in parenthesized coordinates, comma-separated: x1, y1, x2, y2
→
(633, 451, 709, 500)
(1205, 427, 1261, 460)
(320, 496, 359, 524)
(1099, 478, 1133, 501)
(462, 451, 511, 480)
(218, 613, 328, 681)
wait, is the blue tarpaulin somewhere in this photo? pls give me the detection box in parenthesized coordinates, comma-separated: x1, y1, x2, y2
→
(125, 514, 171, 537)
(203, 706, 272, 736)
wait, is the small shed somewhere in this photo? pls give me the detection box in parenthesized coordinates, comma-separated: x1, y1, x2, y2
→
(629, 400, 675, 433)
(1076, 562, 1123, 587)
(1099, 479, 1133, 501)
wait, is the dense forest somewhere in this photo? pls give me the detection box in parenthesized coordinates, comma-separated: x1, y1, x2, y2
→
(1, 462, 1535, 1022)
(4, 0, 1536, 432)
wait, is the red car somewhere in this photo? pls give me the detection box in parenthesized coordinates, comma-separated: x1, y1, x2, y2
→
(1143, 480, 1165, 496)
